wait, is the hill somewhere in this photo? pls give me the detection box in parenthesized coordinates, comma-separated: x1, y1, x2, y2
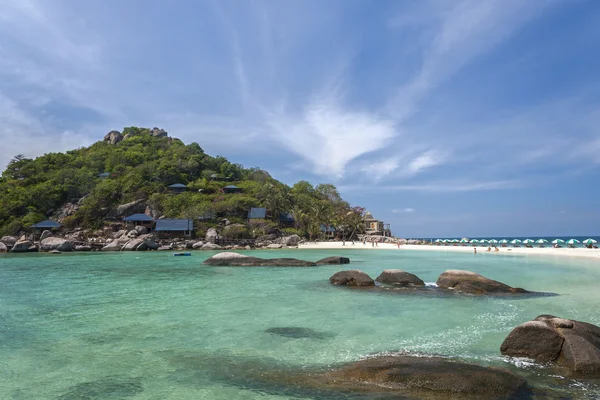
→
(0, 127, 365, 240)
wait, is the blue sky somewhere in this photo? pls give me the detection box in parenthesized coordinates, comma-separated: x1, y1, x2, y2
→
(1, 0, 599, 237)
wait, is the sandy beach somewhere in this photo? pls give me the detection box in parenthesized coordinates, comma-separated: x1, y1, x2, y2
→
(298, 241, 600, 260)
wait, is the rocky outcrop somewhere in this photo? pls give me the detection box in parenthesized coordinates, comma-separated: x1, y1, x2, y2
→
(203, 252, 316, 266)
(113, 230, 127, 239)
(54, 201, 80, 222)
(101, 241, 123, 251)
(436, 270, 528, 294)
(201, 243, 221, 250)
(205, 228, 218, 243)
(39, 230, 53, 241)
(144, 204, 162, 219)
(501, 315, 600, 375)
(278, 234, 301, 246)
(329, 270, 375, 286)
(122, 238, 157, 251)
(0, 242, 6, 253)
(150, 127, 168, 137)
(0, 236, 17, 249)
(376, 269, 425, 286)
(74, 245, 92, 251)
(316, 256, 350, 265)
(126, 230, 138, 238)
(192, 241, 205, 249)
(266, 243, 282, 249)
(10, 240, 36, 253)
(103, 130, 123, 145)
(40, 237, 73, 252)
(300, 355, 529, 400)
(111, 200, 146, 219)
(134, 226, 148, 235)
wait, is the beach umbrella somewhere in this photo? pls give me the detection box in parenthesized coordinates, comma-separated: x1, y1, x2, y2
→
(488, 239, 498, 244)
(470, 239, 479, 243)
(551, 239, 565, 244)
(523, 239, 534, 244)
(567, 239, 580, 245)
(452, 239, 459, 243)
(583, 238, 597, 245)
(510, 239, 522, 244)
(434, 239, 442, 243)
(499, 239, 509, 244)
(479, 239, 488, 244)
(536, 239, 548, 244)
(460, 238, 470, 243)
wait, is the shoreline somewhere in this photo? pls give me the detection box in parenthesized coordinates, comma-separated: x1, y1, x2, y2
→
(298, 241, 600, 260)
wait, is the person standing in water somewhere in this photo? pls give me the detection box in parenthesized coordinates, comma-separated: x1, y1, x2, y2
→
(474, 247, 477, 254)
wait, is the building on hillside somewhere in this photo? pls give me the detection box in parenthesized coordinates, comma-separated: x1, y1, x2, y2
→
(30, 220, 62, 235)
(197, 211, 217, 221)
(98, 172, 110, 179)
(364, 211, 392, 237)
(320, 224, 336, 239)
(248, 207, 267, 220)
(279, 213, 295, 227)
(123, 214, 155, 230)
(155, 219, 193, 238)
(222, 185, 242, 194)
(210, 174, 229, 182)
(168, 183, 187, 194)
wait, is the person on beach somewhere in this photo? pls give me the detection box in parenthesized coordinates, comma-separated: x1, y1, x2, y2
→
(351, 240, 355, 246)
(474, 248, 477, 254)
(487, 247, 492, 252)
(342, 239, 345, 246)
(371, 240, 375, 248)
(494, 247, 499, 252)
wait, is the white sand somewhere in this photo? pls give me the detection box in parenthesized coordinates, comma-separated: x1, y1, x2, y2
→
(298, 241, 600, 260)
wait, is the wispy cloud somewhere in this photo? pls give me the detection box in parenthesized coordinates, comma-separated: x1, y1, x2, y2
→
(341, 179, 522, 193)
(393, 208, 415, 213)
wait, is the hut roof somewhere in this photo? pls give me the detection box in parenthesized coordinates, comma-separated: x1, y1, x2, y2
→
(168, 183, 187, 188)
(155, 219, 193, 231)
(223, 185, 240, 189)
(98, 172, 110, 178)
(30, 220, 62, 229)
(123, 213, 154, 222)
(248, 207, 267, 219)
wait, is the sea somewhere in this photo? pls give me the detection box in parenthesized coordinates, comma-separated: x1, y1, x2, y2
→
(1, 249, 600, 399)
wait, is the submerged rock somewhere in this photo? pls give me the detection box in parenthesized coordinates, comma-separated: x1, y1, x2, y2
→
(203, 252, 316, 266)
(316, 256, 350, 265)
(436, 270, 528, 294)
(57, 375, 142, 399)
(329, 270, 375, 286)
(376, 269, 425, 286)
(265, 327, 333, 339)
(501, 315, 600, 375)
(40, 237, 73, 252)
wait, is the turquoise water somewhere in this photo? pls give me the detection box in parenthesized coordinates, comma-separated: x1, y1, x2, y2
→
(1, 249, 600, 399)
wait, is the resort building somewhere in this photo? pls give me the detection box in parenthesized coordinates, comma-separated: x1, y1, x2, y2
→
(123, 213, 155, 230)
(154, 219, 193, 238)
(30, 220, 62, 235)
(320, 224, 336, 239)
(279, 213, 295, 227)
(364, 211, 392, 237)
(168, 183, 187, 194)
(98, 172, 110, 179)
(222, 185, 242, 194)
(248, 207, 267, 220)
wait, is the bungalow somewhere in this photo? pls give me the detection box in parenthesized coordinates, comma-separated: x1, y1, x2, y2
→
(222, 185, 242, 194)
(98, 172, 110, 179)
(168, 183, 187, 194)
(155, 219, 193, 238)
(364, 211, 392, 237)
(279, 213, 295, 227)
(123, 213, 155, 230)
(30, 220, 62, 235)
(320, 224, 336, 239)
(248, 207, 267, 220)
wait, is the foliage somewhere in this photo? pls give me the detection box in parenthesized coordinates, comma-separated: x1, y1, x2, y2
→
(0, 127, 366, 239)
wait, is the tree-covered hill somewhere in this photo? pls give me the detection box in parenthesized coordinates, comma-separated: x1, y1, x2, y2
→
(0, 127, 365, 239)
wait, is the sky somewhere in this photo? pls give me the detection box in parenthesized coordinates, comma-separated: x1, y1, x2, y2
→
(1, 0, 599, 237)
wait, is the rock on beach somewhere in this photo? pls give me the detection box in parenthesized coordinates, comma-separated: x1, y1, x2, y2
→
(436, 270, 528, 294)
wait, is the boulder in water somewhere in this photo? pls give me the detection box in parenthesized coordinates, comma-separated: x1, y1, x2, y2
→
(41, 237, 73, 252)
(329, 270, 375, 286)
(0, 236, 17, 249)
(0, 242, 6, 253)
(376, 269, 425, 286)
(10, 240, 35, 253)
(501, 315, 600, 375)
(203, 252, 315, 266)
(316, 256, 350, 265)
(436, 270, 528, 294)
(265, 327, 332, 339)
(122, 239, 147, 251)
(101, 241, 123, 251)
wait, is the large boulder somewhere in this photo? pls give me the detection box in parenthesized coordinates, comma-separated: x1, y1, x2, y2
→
(205, 228, 218, 243)
(279, 234, 301, 246)
(112, 200, 146, 219)
(501, 315, 600, 375)
(74, 245, 92, 251)
(0, 236, 17, 249)
(266, 243, 282, 249)
(316, 256, 350, 265)
(436, 270, 528, 294)
(39, 230, 53, 241)
(40, 237, 73, 252)
(134, 225, 148, 235)
(122, 239, 147, 251)
(376, 269, 425, 286)
(113, 230, 127, 239)
(329, 270, 375, 286)
(101, 241, 123, 251)
(103, 130, 123, 145)
(150, 127, 168, 137)
(10, 240, 35, 253)
(127, 230, 139, 238)
(302, 355, 529, 400)
(201, 243, 222, 250)
(203, 252, 316, 266)
(0, 242, 6, 253)
(192, 241, 205, 249)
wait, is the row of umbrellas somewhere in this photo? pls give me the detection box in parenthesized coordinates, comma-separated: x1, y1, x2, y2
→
(433, 238, 598, 245)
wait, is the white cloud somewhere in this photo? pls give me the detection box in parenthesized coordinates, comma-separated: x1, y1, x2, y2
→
(406, 150, 446, 175)
(340, 179, 521, 193)
(393, 208, 415, 213)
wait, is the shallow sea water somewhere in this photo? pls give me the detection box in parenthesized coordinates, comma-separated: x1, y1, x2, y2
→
(1, 249, 600, 399)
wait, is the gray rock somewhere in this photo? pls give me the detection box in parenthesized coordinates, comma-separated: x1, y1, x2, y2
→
(316, 256, 350, 265)
(112, 200, 146, 219)
(203, 252, 316, 266)
(0, 236, 17, 248)
(39, 230, 53, 241)
(127, 230, 139, 238)
(41, 237, 73, 252)
(329, 270, 375, 286)
(151, 127, 168, 137)
(376, 269, 425, 286)
(192, 241, 205, 249)
(143, 238, 158, 250)
(157, 245, 173, 251)
(11, 240, 35, 253)
(74, 245, 92, 251)
(501, 315, 600, 375)
(279, 234, 301, 246)
(103, 130, 123, 145)
(201, 243, 222, 250)
(134, 226, 148, 235)
(122, 239, 147, 251)
(113, 230, 128, 239)
(101, 241, 123, 252)
(0, 242, 6, 253)
(436, 270, 528, 294)
(266, 243, 283, 249)
(205, 228, 218, 243)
